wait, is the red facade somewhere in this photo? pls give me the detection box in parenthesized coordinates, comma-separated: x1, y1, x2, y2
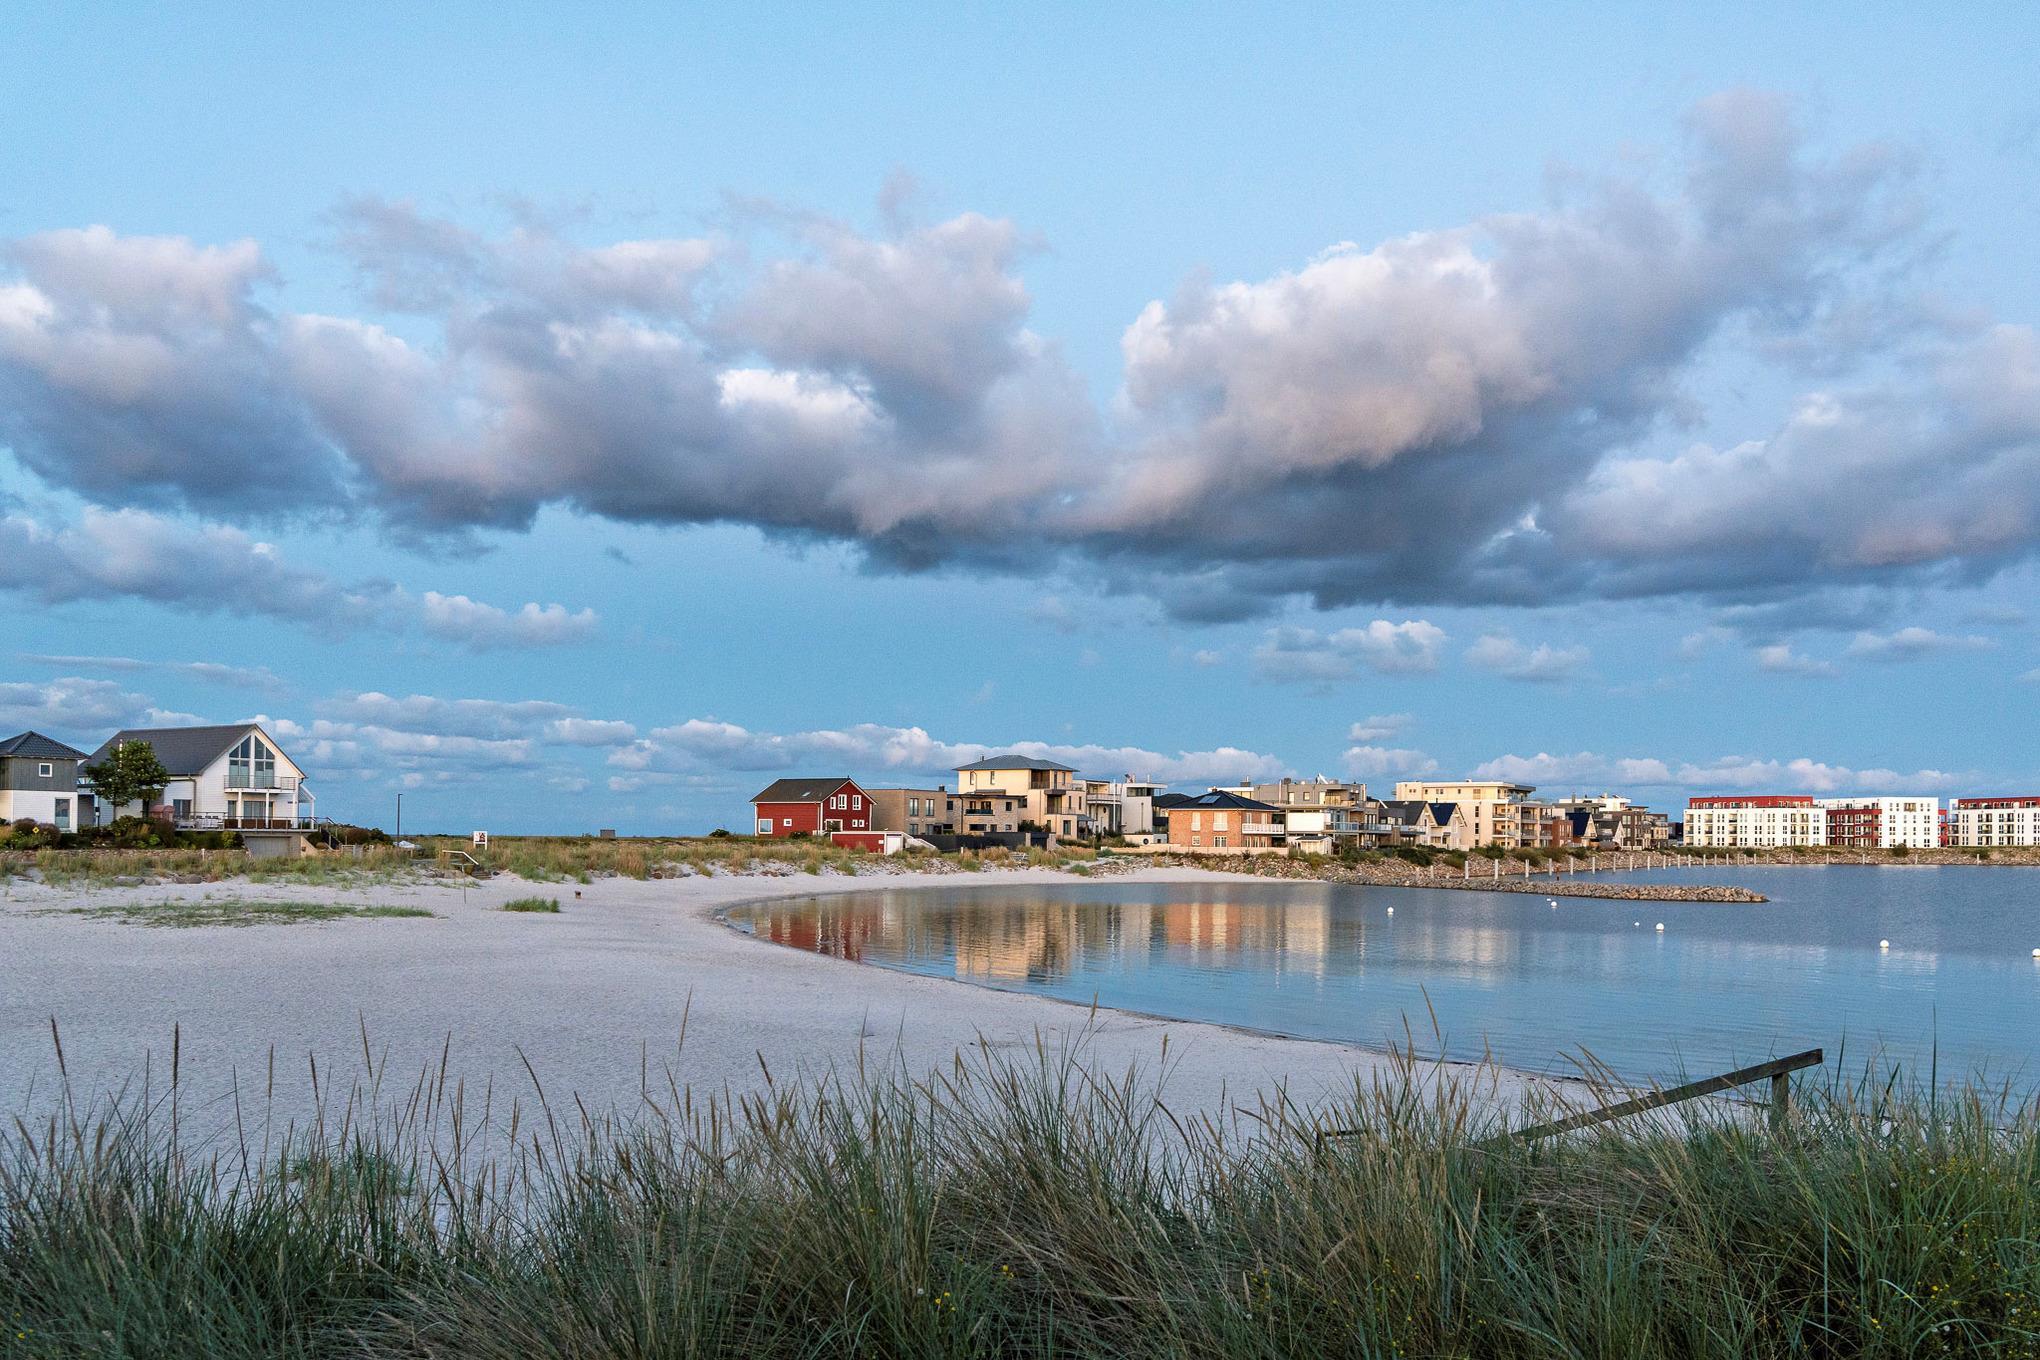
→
(752, 779, 872, 837)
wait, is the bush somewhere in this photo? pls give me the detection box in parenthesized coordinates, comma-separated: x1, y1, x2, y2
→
(502, 896, 561, 913)
(3, 819, 61, 850)
(708, 827, 732, 838)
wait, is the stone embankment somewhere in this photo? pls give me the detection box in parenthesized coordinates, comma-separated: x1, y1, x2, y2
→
(1142, 853, 1767, 902)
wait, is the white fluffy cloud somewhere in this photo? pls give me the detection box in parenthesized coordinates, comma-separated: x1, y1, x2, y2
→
(1843, 627, 1994, 661)
(1252, 621, 1446, 684)
(1463, 634, 1589, 683)
(1754, 643, 1838, 678)
(1348, 714, 1412, 742)
(1341, 745, 1439, 780)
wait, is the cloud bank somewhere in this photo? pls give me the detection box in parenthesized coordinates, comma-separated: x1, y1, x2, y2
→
(5, 92, 2034, 621)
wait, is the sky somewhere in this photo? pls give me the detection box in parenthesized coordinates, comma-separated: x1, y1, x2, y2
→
(3, 2, 2039, 833)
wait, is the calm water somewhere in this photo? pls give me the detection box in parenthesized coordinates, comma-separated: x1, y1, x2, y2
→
(728, 867, 2040, 1084)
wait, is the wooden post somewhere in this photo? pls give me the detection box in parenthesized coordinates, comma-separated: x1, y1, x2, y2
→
(1769, 1071, 1792, 1132)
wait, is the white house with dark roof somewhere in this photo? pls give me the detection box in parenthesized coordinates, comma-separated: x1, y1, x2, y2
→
(0, 731, 90, 831)
(81, 723, 315, 830)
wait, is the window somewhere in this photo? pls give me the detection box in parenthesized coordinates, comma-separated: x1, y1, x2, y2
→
(228, 733, 277, 789)
(852, 795, 863, 810)
(38, 762, 54, 778)
(757, 818, 773, 834)
(782, 818, 792, 828)
(54, 797, 71, 831)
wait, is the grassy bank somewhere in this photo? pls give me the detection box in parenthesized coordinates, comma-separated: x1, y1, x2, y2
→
(3, 837, 1104, 888)
(4, 1039, 2037, 1358)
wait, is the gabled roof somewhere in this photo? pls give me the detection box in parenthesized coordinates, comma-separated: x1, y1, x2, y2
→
(953, 755, 1076, 773)
(1428, 802, 1461, 824)
(0, 731, 89, 761)
(750, 777, 860, 804)
(85, 724, 264, 777)
(1152, 792, 1197, 809)
(1377, 800, 1433, 826)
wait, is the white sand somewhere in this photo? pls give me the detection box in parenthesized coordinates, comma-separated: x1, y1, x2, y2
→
(1, 866, 1579, 1137)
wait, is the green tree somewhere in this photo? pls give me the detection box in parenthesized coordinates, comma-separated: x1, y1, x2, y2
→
(84, 740, 172, 813)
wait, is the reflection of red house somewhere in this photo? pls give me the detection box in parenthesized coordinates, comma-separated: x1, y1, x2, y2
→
(750, 777, 872, 838)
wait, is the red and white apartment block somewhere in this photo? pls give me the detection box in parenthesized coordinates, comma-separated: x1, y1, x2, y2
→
(1949, 797, 2040, 847)
(1684, 795, 1940, 849)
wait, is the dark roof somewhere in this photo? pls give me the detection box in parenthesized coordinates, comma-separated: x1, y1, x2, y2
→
(1428, 802, 1460, 824)
(0, 731, 88, 761)
(1152, 792, 1198, 809)
(750, 777, 859, 804)
(953, 755, 1076, 773)
(84, 725, 262, 776)
(1175, 790, 1279, 812)
(1377, 800, 1432, 826)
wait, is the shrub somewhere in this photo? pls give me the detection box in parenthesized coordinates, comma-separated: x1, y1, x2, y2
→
(502, 896, 561, 913)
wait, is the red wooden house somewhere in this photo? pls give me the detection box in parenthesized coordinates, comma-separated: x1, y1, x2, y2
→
(750, 777, 873, 838)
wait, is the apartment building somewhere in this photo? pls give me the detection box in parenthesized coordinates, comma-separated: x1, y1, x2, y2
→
(1548, 795, 1674, 849)
(866, 787, 958, 839)
(1392, 780, 1534, 847)
(1950, 797, 2040, 846)
(1079, 776, 1166, 837)
(1685, 796, 1824, 848)
(954, 756, 1083, 839)
(1685, 796, 1939, 849)
(1817, 797, 1940, 849)
(1165, 790, 1286, 852)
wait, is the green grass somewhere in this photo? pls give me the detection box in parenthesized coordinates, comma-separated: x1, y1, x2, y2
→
(3, 1035, 2037, 1358)
(501, 895, 561, 913)
(65, 897, 435, 928)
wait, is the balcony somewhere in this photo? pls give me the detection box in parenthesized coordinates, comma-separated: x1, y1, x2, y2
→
(176, 813, 317, 832)
(1239, 822, 1287, 837)
(225, 773, 297, 792)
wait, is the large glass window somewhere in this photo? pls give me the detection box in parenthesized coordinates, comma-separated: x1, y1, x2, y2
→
(229, 734, 278, 788)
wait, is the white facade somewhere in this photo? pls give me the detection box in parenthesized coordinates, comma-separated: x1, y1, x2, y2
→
(1684, 800, 1826, 848)
(1080, 777, 1164, 836)
(1685, 796, 1940, 848)
(1952, 798, 2040, 846)
(1816, 797, 1940, 849)
(0, 789, 76, 829)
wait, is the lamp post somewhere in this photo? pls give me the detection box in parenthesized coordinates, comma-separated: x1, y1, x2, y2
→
(396, 792, 403, 841)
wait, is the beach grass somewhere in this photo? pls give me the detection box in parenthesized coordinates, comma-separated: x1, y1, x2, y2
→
(3, 1034, 2036, 1358)
(501, 895, 560, 913)
(62, 897, 436, 928)
(4, 836, 1104, 889)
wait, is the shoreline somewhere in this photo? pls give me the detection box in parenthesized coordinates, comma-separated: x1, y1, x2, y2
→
(1, 864, 1601, 1140)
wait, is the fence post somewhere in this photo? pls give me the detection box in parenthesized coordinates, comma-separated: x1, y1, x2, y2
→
(1769, 1070, 1791, 1132)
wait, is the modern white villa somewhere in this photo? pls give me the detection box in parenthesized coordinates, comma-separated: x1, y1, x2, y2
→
(82, 723, 316, 831)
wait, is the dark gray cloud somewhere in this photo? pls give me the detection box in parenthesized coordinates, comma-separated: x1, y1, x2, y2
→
(3, 92, 2034, 620)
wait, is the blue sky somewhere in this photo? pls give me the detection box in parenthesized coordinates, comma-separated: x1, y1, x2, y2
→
(3, 2, 2038, 832)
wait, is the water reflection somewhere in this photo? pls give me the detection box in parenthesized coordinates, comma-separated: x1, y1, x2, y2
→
(731, 870, 2040, 1084)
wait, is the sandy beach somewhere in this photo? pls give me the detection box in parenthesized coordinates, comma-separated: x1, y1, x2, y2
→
(1, 865, 1592, 1140)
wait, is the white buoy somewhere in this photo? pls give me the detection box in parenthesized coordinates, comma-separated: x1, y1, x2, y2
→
(2031, 947, 2039, 958)
(1879, 939, 1890, 950)
(1386, 906, 1394, 915)
(1633, 921, 1641, 927)
(1655, 922, 1665, 932)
